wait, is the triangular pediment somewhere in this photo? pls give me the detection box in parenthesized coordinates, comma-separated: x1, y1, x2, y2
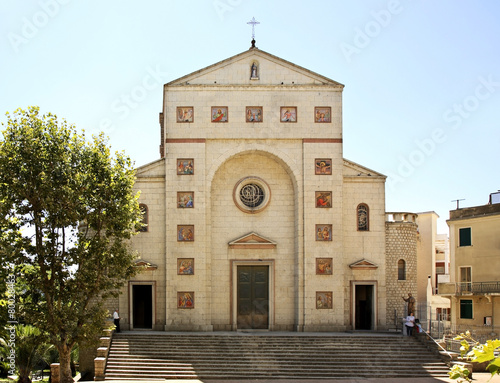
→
(343, 159, 386, 178)
(229, 232, 277, 249)
(166, 48, 344, 87)
(136, 158, 165, 178)
(134, 259, 158, 270)
(349, 259, 378, 270)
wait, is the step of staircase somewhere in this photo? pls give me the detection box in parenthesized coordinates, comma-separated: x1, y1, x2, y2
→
(104, 333, 450, 380)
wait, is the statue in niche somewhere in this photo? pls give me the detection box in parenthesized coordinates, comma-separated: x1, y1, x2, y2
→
(250, 62, 258, 79)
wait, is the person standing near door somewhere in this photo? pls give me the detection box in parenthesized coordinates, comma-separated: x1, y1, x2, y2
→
(113, 309, 121, 333)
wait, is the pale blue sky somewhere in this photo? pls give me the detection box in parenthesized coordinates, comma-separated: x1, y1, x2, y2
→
(1, 0, 499, 233)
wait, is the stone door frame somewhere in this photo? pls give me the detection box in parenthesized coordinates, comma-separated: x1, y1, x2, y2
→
(351, 280, 378, 331)
(128, 281, 156, 330)
(231, 260, 274, 331)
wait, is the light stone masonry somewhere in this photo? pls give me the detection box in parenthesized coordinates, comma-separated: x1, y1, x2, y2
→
(110, 45, 418, 333)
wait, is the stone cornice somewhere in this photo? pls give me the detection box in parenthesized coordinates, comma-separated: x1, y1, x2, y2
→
(165, 85, 343, 91)
(165, 139, 206, 143)
(303, 139, 342, 143)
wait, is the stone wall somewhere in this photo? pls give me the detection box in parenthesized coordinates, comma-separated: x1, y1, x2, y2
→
(117, 48, 390, 332)
(342, 173, 387, 330)
(385, 213, 418, 329)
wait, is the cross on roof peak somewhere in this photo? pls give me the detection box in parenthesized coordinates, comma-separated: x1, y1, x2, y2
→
(247, 17, 260, 48)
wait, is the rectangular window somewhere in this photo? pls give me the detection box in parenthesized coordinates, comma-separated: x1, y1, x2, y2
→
(460, 299, 473, 319)
(443, 308, 451, 321)
(435, 266, 445, 274)
(459, 227, 472, 247)
(437, 308, 451, 321)
(460, 267, 472, 292)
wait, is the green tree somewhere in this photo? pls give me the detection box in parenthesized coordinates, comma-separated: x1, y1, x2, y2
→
(0, 334, 11, 378)
(11, 325, 52, 383)
(0, 107, 142, 383)
(0, 269, 8, 330)
(449, 331, 500, 382)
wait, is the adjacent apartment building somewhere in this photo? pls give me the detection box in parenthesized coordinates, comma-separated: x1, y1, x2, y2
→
(416, 212, 450, 326)
(439, 192, 500, 337)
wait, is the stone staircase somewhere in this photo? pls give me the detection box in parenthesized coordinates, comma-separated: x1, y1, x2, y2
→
(104, 332, 450, 380)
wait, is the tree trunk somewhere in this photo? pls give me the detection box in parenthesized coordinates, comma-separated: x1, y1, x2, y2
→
(58, 345, 74, 383)
(17, 364, 32, 383)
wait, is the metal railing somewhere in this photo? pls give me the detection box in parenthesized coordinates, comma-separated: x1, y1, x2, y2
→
(447, 324, 498, 344)
(395, 304, 452, 339)
(416, 326, 454, 361)
(396, 303, 498, 347)
(457, 281, 500, 294)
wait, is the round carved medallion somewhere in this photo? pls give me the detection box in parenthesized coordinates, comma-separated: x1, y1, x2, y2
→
(233, 176, 271, 213)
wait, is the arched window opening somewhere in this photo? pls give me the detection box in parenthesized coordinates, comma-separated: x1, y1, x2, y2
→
(398, 259, 406, 281)
(139, 204, 148, 232)
(357, 203, 369, 231)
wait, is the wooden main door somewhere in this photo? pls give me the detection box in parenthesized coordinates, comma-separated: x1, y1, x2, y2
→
(237, 266, 269, 329)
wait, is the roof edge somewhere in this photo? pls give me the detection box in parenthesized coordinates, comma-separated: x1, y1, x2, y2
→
(165, 48, 344, 87)
(343, 158, 386, 178)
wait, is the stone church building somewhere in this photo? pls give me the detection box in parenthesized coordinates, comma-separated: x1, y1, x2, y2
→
(113, 44, 417, 332)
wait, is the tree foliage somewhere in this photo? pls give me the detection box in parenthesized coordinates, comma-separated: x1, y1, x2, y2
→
(0, 107, 142, 382)
(11, 325, 52, 383)
(449, 331, 500, 382)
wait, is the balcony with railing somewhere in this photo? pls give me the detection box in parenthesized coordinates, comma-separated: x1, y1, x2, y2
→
(458, 281, 500, 294)
(439, 281, 500, 296)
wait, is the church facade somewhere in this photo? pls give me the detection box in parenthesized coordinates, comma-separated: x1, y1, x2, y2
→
(113, 45, 417, 332)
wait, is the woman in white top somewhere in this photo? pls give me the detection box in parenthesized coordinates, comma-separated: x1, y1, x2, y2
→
(405, 312, 415, 336)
